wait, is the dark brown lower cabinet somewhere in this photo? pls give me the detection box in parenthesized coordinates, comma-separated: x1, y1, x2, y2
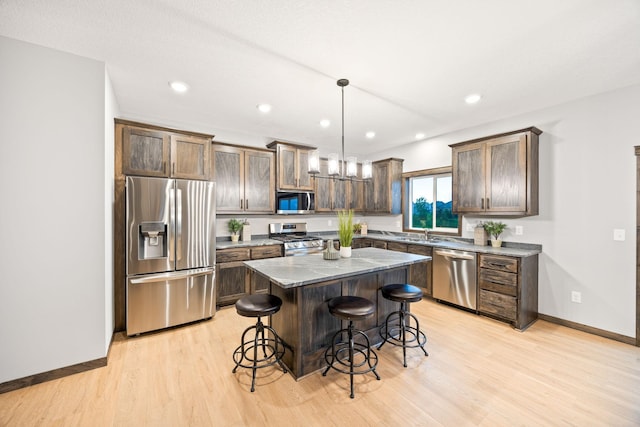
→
(385, 241, 433, 297)
(407, 244, 433, 296)
(478, 253, 538, 330)
(352, 237, 373, 248)
(216, 245, 283, 306)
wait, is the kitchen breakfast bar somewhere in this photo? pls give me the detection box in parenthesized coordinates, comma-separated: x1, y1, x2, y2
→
(243, 247, 431, 379)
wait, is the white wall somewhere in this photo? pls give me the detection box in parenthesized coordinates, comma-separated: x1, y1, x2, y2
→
(0, 36, 111, 383)
(104, 70, 119, 351)
(374, 85, 640, 338)
(215, 214, 402, 240)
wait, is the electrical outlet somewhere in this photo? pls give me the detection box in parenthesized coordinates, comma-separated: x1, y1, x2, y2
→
(613, 229, 625, 241)
(571, 291, 582, 303)
(466, 223, 474, 231)
(515, 225, 523, 235)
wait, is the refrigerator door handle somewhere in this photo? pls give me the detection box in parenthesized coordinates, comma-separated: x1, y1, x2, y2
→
(129, 267, 215, 284)
(175, 187, 182, 262)
(168, 185, 176, 263)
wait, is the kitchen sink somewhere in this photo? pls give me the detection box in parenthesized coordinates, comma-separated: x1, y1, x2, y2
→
(397, 236, 433, 242)
(396, 236, 452, 243)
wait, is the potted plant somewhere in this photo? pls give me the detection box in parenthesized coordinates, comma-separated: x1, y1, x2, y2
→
(228, 218, 243, 242)
(483, 221, 507, 247)
(353, 222, 362, 235)
(337, 209, 354, 257)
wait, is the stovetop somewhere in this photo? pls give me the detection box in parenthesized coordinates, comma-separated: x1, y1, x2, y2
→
(268, 223, 324, 255)
(269, 222, 323, 245)
(270, 234, 323, 243)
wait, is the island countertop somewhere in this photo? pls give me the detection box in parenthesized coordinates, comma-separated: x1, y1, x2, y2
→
(243, 247, 430, 289)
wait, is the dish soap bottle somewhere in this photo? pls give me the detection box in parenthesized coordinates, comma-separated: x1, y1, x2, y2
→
(241, 219, 251, 241)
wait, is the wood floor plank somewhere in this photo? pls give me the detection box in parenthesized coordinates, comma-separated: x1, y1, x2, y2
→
(1, 299, 639, 426)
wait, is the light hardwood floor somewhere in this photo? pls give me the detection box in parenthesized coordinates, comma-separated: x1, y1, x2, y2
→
(1, 299, 639, 426)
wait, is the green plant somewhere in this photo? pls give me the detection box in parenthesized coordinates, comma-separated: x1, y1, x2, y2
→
(483, 221, 507, 240)
(228, 218, 243, 234)
(353, 223, 362, 234)
(337, 209, 354, 247)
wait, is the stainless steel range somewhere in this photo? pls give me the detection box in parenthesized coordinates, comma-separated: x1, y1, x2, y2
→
(269, 222, 324, 256)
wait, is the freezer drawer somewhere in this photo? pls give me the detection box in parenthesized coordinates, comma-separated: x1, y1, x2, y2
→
(127, 268, 215, 335)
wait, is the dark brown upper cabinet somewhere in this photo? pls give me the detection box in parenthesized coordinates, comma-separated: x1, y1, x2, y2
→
(450, 127, 541, 216)
(120, 121, 211, 181)
(364, 158, 404, 214)
(267, 141, 316, 191)
(211, 143, 275, 213)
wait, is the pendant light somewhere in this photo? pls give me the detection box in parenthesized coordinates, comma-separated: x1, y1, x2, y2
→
(308, 79, 371, 180)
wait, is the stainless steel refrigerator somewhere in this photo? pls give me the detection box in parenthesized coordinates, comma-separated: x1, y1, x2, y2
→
(125, 176, 216, 335)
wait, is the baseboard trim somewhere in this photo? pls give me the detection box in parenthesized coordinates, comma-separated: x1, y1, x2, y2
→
(0, 357, 107, 394)
(0, 332, 117, 395)
(538, 313, 637, 346)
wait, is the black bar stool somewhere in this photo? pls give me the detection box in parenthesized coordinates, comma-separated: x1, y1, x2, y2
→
(378, 284, 428, 367)
(232, 294, 287, 392)
(322, 295, 380, 398)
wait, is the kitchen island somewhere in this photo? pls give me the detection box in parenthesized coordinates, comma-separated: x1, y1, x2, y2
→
(243, 247, 430, 379)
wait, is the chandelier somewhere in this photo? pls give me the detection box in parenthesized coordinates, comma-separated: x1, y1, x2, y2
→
(308, 79, 372, 180)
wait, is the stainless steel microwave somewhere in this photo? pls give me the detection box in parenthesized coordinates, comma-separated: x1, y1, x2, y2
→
(276, 191, 315, 214)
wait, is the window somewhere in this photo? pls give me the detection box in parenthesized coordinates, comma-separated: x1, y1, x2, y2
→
(402, 167, 460, 234)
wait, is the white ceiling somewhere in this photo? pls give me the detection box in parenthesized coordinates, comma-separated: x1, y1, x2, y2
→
(1, 0, 639, 157)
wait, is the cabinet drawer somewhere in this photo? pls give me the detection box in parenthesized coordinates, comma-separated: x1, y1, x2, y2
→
(407, 244, 432, 256)
(479, 273, 517, 296)
(480, 268, 517, 287)
(354, 238, 373, 248)
(251, 245, 283, 259)
(480, 254, 518, 273)
(217, 248, 250, 263)
(372, 241, 388, 249)
(479, 290, 516, 321)
(386, 242, 408, 252)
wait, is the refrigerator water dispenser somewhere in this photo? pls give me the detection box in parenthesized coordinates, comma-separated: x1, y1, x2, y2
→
(139, 222, 167, 259)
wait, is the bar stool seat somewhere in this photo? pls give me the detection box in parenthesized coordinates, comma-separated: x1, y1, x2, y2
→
(232, 294, 287, 392)
(322, 296, 380, 398)
(378, 284, 428, 367)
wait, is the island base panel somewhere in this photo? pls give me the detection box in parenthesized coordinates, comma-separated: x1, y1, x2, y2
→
(271, 267, 410, 379)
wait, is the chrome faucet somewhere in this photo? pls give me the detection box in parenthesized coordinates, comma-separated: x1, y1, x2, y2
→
(424, 229, 429, 240)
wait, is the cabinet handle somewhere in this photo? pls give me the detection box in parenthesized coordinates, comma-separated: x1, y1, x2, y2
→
(481, 198, 484, 209)
(172, 162, 175, 176)
(163, 161, 167, 174)
(240, 199, 243, 209)
(245, 199, 248, 210)
(487, 198, 490, 209)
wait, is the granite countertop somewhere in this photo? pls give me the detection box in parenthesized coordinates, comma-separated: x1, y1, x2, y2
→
(244, 247, 430, 289)
(216, 232, 541, 258)
(316, 232, 541, 258)
(216, 238, 282, 250)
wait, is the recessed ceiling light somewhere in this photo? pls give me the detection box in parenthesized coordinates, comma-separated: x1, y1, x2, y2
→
(320, 119, 331, 128)
(257, 104, 272, 113)
(415, 132, 425, 140)
(169, 81, 189, 93)
(465, 93, 482, 104)
(365, 131, 376, 139)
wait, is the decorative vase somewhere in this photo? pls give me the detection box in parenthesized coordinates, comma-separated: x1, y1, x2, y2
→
(474, 226, 488, 246)
(491, 238, 502, 248)
(339, 246, 352, 258)
(231, 234, 239, 242)
(323, 239, 340, 260)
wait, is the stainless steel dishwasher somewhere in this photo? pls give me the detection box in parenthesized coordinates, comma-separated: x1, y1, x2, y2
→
(433, 248, 478, 310)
